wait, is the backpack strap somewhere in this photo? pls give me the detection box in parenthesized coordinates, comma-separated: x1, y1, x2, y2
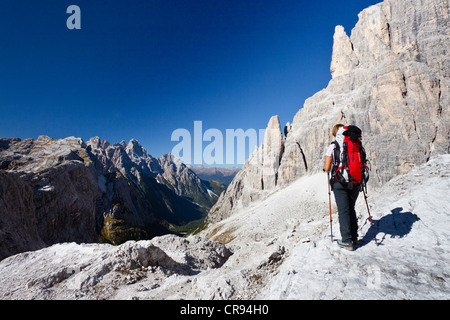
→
(330, 141, 340, 182)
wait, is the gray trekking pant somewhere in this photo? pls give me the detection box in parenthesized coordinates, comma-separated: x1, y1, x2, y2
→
(333, 182, 360, 242)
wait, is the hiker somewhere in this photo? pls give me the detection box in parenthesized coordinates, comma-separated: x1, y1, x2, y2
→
(324, 124, 364, 251)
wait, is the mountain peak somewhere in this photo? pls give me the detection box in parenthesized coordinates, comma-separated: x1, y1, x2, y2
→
(330, 25, 359, 78)
(87, 136, 110, 150)
(159, 153, 183, 168)
(126, 139, 148, 158)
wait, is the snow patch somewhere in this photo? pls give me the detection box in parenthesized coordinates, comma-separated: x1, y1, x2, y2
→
(207, 189, 218, 198)
(38, 185, 54, 192)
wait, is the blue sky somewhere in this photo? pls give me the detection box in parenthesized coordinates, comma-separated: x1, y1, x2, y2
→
(0, 0, 380, 166)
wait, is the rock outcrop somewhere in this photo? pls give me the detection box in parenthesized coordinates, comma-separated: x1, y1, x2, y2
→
(330, 25, 360, 78)
(208, 0, 449, 223)
(0, 234, 232, 300)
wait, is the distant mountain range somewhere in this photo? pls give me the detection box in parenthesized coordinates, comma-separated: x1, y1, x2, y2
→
(189, 166, 240, 186)
(0, 135, 227, 259)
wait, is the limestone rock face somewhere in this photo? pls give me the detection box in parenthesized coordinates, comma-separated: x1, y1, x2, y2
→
(0, 171, 44, 261)
(279, 0, 449, 186)
(0, 137, 98, 255)
(21, 162, 98, 245)
(261, 115, 284, 190)
(208, 0, 449, 223)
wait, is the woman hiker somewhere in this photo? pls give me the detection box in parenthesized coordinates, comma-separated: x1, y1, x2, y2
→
(323, 124, 360, 251)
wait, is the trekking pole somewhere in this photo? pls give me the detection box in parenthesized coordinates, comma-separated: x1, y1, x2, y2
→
(362, 188, 377, 245)
(327, 172, 333, 242)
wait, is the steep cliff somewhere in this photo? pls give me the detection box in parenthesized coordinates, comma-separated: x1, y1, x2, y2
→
(0, 171, 44, 261)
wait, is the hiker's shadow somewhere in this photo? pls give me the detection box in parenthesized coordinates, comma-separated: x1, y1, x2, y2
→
(360, 207, 420, 247)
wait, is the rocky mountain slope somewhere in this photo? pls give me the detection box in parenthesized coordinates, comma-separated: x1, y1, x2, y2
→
(1, 155, 448, 299)
(0, 136, 221, 260)
(208, 0, 449, 223)
(260, 155, 450, 299)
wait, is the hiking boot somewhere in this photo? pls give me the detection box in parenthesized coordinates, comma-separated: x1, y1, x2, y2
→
(337, 240, 354, 251)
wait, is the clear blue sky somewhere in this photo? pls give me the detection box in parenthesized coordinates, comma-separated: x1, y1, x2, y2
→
(0, 0, 380, 166)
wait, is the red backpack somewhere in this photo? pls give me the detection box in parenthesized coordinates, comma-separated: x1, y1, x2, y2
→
(331, 125, 369, 189)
